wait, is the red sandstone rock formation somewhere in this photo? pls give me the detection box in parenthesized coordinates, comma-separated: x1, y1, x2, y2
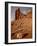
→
(15, 8, 26, 20)
(11, 8, 32, 39)
(15, 8, 20, 19)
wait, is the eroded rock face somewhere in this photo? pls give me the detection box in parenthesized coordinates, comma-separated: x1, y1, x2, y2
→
(11, 8, 32, 39)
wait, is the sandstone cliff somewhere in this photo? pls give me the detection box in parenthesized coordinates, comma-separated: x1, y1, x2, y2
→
(11, 8, 32, 39)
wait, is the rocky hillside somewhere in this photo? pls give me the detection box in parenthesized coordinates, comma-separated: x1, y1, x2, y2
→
(11, 8, 32, 39)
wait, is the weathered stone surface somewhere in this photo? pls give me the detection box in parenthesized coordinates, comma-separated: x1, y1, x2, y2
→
(11, 8, 32, 39)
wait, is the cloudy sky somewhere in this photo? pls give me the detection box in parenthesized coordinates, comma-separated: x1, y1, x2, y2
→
(11, 6, 32, 21)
